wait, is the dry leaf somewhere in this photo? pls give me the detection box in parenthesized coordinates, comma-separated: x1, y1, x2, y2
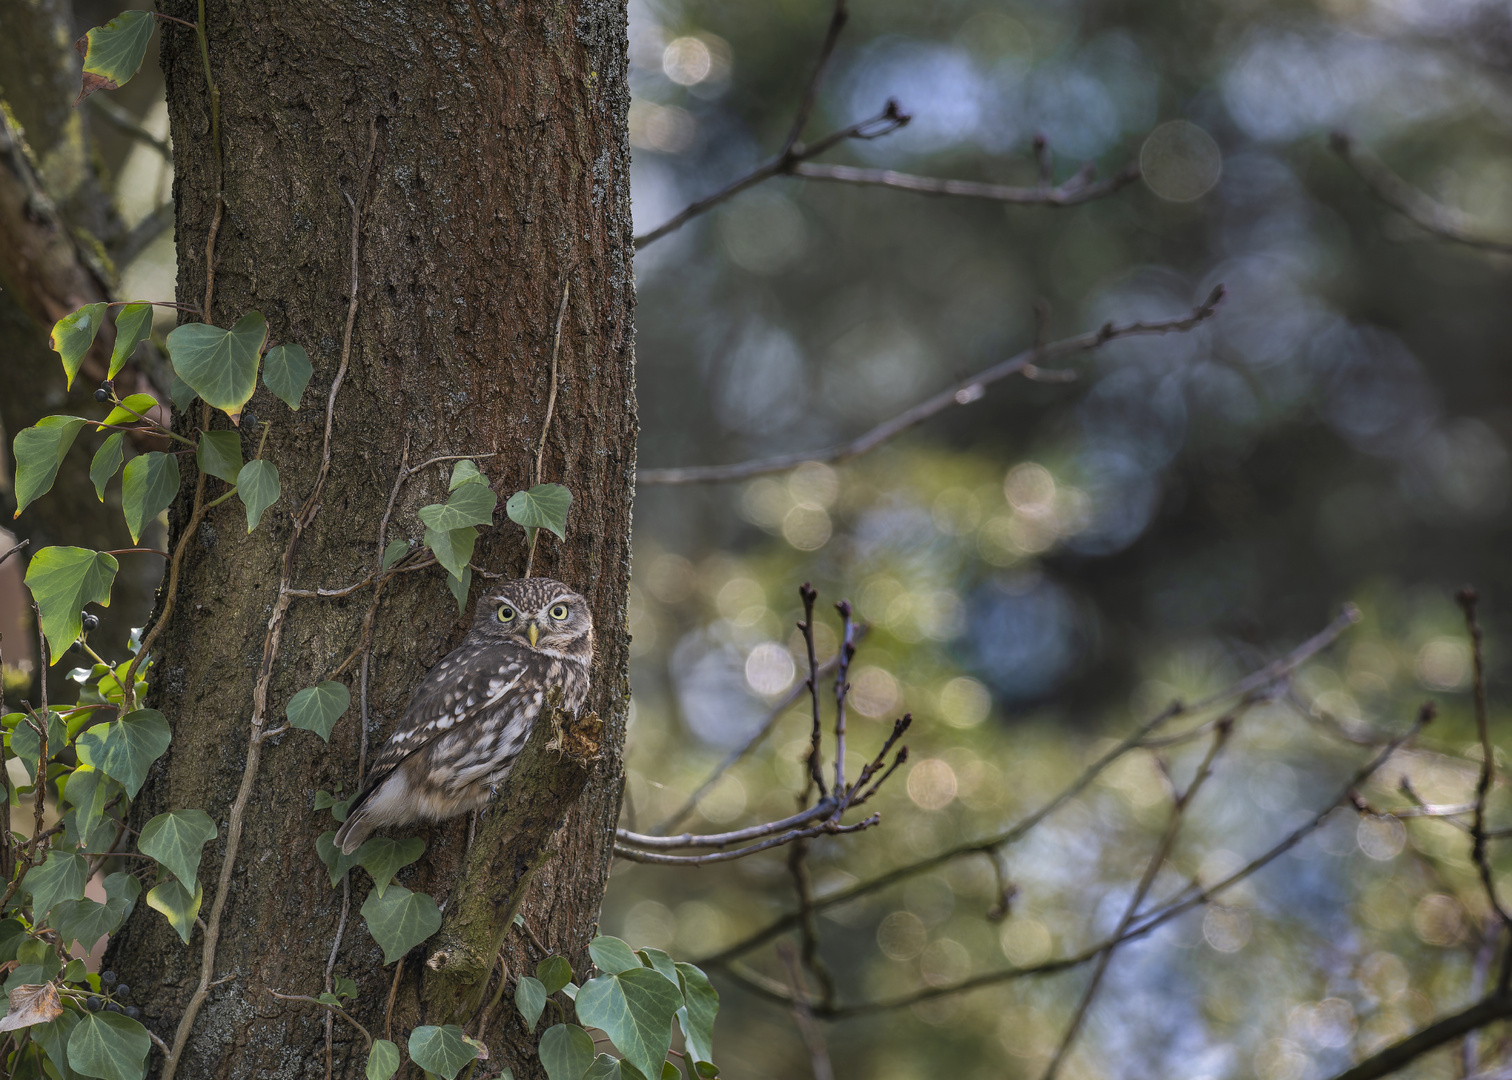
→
(0, 982, 62, 1031)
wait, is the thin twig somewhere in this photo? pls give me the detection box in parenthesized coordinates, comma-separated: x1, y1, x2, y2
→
(268, 990, 372, 1047)
(87, 96, 173, 160)
(792, 160, 1142, 206)
(798, 584, 828, 804)
(779, 0, 848, 158)
(525, 280, 571, 578)
(619, 801, 839, 850)
(831, 602, 854, 798)
(613, 814, 880, 865)
(1330, 133, 1512, 255)
(776, 942, 835, 1080)
(787, 839, 836, 1011)
(385, 957, 404, 1042)
(0, 539, 28, 569)
(638, 287, 1224, 484)
(1041, 719, 1235, 1080)
(694, 604, 1358, 967)
(30, 608, 48, 848)
(1324, 992, 1512, 1080)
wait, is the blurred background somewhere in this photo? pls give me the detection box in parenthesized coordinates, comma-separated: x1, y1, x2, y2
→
(6, 0, 1512, 1077)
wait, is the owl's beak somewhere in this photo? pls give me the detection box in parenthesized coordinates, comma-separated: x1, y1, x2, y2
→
(528, 621, 540, 647)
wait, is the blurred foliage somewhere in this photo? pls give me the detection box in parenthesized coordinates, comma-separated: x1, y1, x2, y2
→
(14, 0, 1512, 1076)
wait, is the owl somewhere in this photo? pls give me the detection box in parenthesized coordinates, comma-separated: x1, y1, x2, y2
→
(333, 578, 594, 854)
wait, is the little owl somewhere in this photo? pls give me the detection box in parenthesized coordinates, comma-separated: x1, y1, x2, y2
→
(334, 577, 594, 854)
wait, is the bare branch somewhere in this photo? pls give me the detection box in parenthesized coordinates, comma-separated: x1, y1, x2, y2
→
(1330, 133, 1512, 255)
(780, 0, 849, 158)
(0, 539, 28, 571)
(1324, 992, 1512, 1080)
(776, 942, 835, 1080)
(619, 801, 837, 850)
(87, 96, 172, 160)
(791, 160, 1141, 206)
(637, 286, 1225, 485)
(694, 604, 1359, 968)
(1042, 719, 1234, 1080)
(613, 814, 879, 865)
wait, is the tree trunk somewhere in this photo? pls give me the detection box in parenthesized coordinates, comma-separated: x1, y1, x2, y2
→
(104, 2, 635, 1077)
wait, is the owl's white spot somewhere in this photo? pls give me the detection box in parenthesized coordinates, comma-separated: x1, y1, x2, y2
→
(466, 695, 476, 707)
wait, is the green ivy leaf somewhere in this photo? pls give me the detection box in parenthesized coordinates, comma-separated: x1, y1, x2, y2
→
(121, 450, 180, 544)
(137, 808, 217, 888)
(66, 1005, 151, 1080)
(540, 1024, 596, 1080)
(355, 836, 424, 898)
(30, 1009, 81, 1080)
(381, 539, 409, 571)
(8, 711, 65, 777)
(7, 939, 62, 994)
(145, 878, 202, 944)
(515, 975, 546, 1032)
(23, 547, 118, 664)
(49, 304, 108, 388)
(333, 975, 358, 1000)
(236, 459, 280, 532)
(97, 393, 159, 430)
(506, 484, 572, 541)
(418, 483, 497, 532)
(88, 433, 124, 502)
(361, 885, 442, 965)
(76, 708, 171, 798)
(407, 1025, 478, 1080)
(424, 525, 476, 581)
(13, 416, 89, 518)
(164, 312, 267, 421)
(196, 430, 243, 483)
(286, 681, 350, 742)
(50, 896, 128, 953)
(104, 869, 142, 915)
(538, 955, 573, 996)
(169, 370, 196, 412)
(26, 850, 89, 919)
(58, 764, 115, 844)
(108, 303, 154, 379)
(674, 963, 718, 1070)
(73, 9, 155, 103)
(636, 949, 679, 988)
(581, 1055, 652, 1080)
(0, 919, 28, 962)
(261, 344, 313, 409)
(315, 830, 363, 888)
(447, 565, 471, 613)
(366, 1039, 401, 1080)
(588, 936, 642, 975)
(574, 967, 685, 1080)
(449, 459, 487, 489)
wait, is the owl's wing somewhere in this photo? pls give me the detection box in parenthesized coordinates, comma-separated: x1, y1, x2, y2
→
(351, 642, 531, 802)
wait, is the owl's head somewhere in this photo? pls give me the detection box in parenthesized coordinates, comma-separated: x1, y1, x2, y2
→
(473, 577, 593, 659)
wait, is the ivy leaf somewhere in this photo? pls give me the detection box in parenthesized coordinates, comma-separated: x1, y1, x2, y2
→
(164, 312, 267, 422)
(7, 939, 62, 993)
(366, 1039, 401, 1080)
(49, 304, 108, 389)
(380, 539, 409, 571)
(169, 371, 196, 412)
(515, 975, 546, 1032)
(88, 433, 124, 502)
(97, 393, 159, 430)
(50, 897, 128, 953)
(66, 1007, 151, 1080)
(23, 547, 118, 664)
(0, 919, 28, 962)
(538, 955, 574, 996)
(449, 459, 487, 489)
(539, 1024, 596, 1080)
(447, 566, 471, 614)
(286, 681, 350, 742)
(636, 949, 679, 988)
(76, 709, 171, 798)
(26, 850, 89, 919)
(196, 430, 243, 484)
(8, 711, 65, 778)
(108, 303, 154, 379)
(30, 1009, 81, 1080)
(574, 967, 685, 1080)
(315, 830, 363, 888)
(236, 459, 280, 532)
(506, 484, 572, 541)
(137, 808, 218, 889)
(58, 765, 114, 844)
(146, 879, 202, 944)
(104, 870, 142, 915)
(121, 450, 180, 544)
(406, 1025, 479, 1080)
(72, 9, 155, 103)
(361, 885, 442, 964)
(589, 936, 642, 976)
(423, 525, 476, 581)
(261, 344, 313, 409)
(674, 963, 718, 1069)
(418, 484, 498, 532)
(355, 836, 424, 898)
(333, 975, 358, 1000)
(582, 1055, 657, 1080)
(13, 416, 89, 518)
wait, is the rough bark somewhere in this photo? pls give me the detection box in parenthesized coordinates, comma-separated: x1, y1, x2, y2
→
(103, 3, 635, 1077)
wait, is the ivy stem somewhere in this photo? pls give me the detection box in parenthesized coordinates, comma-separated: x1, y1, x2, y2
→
(203, 486, 239, 510)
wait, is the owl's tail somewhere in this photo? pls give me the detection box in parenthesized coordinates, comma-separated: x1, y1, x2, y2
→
(333, 802, 378, 855)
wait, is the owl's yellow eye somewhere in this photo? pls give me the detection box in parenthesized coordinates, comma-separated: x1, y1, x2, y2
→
(497, 605, 517, 623)
(549, 603, 569, 621)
